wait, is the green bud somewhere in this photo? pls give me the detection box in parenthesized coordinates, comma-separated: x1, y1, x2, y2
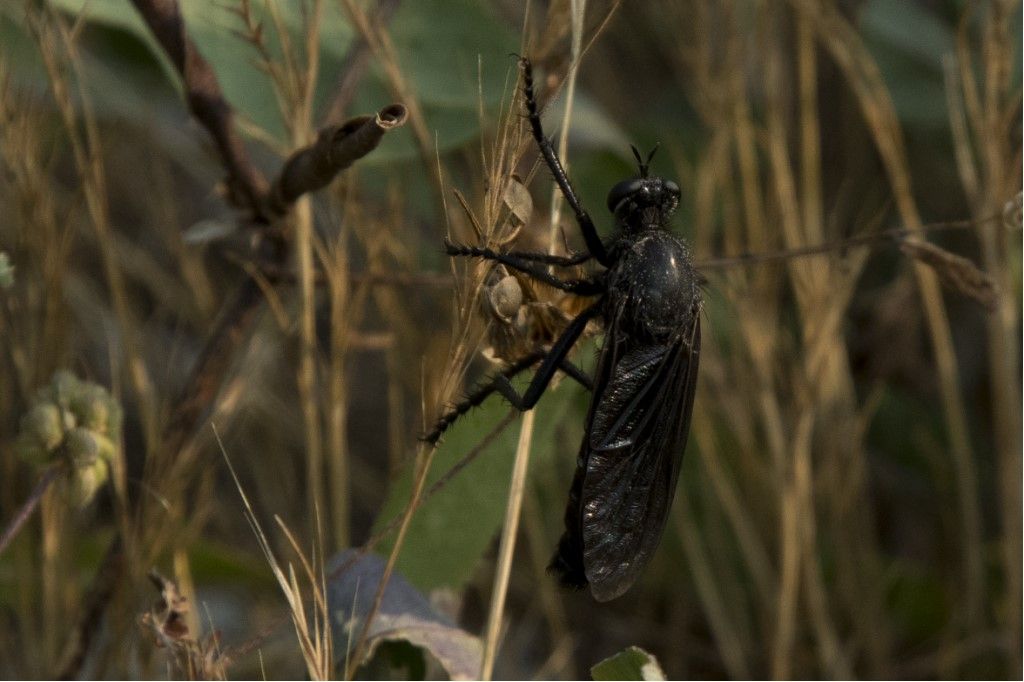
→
(65, 427, 99, 466)
(71, 385, 111, 433)
(22, 403, 63, 451)
(49, 371, 80, 408)
(92, 432, 118, 463)
(64, 458, 109, 508)
(0, 252, 13, 289)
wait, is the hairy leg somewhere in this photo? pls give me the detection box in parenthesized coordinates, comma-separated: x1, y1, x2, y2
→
(445, 239, 603, 296)
(519, 57, 609, 266)
(424, 305, 600, 444)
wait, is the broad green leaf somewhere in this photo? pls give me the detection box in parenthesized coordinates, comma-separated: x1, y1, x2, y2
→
(861, 0, 954, 129)
(38, 0, 518, 160)
(861, 0, 953, 65)
(372, 372, 585, 591)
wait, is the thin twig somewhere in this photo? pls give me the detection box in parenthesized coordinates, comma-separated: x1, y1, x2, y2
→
(0, 464, 63, 557)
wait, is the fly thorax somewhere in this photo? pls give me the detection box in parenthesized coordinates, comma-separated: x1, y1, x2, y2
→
(607, 232, 700, 341)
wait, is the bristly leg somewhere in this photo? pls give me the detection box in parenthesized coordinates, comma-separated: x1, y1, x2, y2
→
(423, 304, 600, 445)
(444, 239, 603, 296)
(518, 57, 609, 266)
(495, 248, 593, 267)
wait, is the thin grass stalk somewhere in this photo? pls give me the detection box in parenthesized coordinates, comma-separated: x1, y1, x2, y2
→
(321, 212, 374, 550)
(771, 450, 801, 680)
(480, 409, 537, 680)
(343, 196, 502, 668)
(797, 15, 823, 246)
(292, 0, 327, 533)
(327, 236, 352, 549)
(546, 0, 586, 252)
(385, 341, 404, 474)
(776, 6, 878, 673)
(798, 441, 851, 678)
(172, 548, 200, 642)
(791, 406, 849, 678)
(218, 429, 332, 680)
(728, 7, 767, 256)
(297, 198, 325, 535)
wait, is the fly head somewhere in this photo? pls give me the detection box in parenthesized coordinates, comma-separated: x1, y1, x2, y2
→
(606, 145, 680, 232)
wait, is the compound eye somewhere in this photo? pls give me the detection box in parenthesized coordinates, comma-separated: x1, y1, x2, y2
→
(664, 180, 681, 197)
(607, 178, 645, 213)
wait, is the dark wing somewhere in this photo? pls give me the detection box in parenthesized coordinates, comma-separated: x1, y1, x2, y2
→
(580, 316, 701, 602)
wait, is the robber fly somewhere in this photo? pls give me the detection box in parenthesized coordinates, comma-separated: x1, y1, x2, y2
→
(427, 57, 701, 601)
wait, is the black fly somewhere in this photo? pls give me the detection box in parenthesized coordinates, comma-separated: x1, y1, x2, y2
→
(426, 57, 701, 602)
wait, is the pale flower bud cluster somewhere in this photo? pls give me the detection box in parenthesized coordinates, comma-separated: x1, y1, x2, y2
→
(15, 371, 122, 507)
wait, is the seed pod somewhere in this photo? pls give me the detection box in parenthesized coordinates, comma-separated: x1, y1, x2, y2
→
(485, 274, 524, 323)
(502, 175, 533, 228)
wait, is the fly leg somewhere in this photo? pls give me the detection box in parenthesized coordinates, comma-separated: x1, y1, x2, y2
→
(519, 57, 610, 266)
(497, 249, 592, 267)
(424, 305, 599, 444)
(489, 302, 599, 410)
(444, 239, 603, 296)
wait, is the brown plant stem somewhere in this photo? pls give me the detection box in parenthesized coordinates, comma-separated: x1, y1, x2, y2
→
(268, 105, 408, 216)
(129, 0, 270, 218)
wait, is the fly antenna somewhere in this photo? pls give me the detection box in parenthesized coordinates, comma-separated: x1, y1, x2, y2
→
(630, 143, 661, 177)
(645, 144, 660, 170)
(630, 144, 647, 177)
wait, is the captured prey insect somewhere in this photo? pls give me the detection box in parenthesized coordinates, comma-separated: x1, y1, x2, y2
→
(426, 57, 702, 602)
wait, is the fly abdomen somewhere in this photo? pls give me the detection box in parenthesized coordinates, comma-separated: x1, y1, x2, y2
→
(548, 451, 589, 589)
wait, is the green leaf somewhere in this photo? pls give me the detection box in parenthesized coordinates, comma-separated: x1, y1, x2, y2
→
(861, 0, 953, 66)
(372, 373, 584, 591)
(860, 0, 954, 129)
(389, 0, 515, 109)
(591, 646, 666, 681)
(38, 0, 518, 160)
